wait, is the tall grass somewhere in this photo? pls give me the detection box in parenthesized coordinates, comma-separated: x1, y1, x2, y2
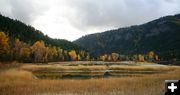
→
(0, 64, 180, 95)
(109, 65, 178, 71)
(21, 64, 107, 71)
(21, 64, 178, 71)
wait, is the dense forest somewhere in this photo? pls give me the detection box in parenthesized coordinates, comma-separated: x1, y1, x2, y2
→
(74, 14, 180, 60)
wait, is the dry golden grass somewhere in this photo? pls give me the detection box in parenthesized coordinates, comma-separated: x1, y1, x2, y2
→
(21, 64, 107, 71)
(109, 65, 179, 71)
(0, 63, 180, 95)
(21, 63, 178, 72)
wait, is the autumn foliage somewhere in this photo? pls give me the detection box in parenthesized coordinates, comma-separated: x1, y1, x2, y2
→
(111, 53, 119, 61)
(0, 32, 90, 62)
(0, 32, 9, 54)
(68, 50, 77, 61)
(0, 31, 160, 63)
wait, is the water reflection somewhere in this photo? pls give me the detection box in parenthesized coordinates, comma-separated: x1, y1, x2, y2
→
(33, 70, 164, 79)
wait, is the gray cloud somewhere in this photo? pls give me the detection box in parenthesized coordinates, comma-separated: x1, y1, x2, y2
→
(65, 0, 180, 31)
(10, 0, 36, 24)
(0, 0, 180, 41)
(0, 0, 49, 24)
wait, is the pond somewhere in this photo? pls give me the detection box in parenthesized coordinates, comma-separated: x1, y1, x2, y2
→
(33, 70, 165, 79)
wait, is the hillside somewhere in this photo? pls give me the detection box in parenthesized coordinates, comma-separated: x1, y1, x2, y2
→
(0, 14, 83, 51)
(0, 14, 93, 62)
(74, 14, 180, 60)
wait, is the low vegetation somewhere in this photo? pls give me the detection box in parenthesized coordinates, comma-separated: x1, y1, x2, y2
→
(0, 63, 180, 95)
(109, 65, 178, 71)
(21, 64, 107, 71)
(21, 63, 177, 72)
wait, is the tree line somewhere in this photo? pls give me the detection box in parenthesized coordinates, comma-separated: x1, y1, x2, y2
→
(0, 31, 91, 63)
(98, 51, 159, 62)
(1, 31, 160, 63)
(0, 14, 83, 52)
(74, 14, 180, 61)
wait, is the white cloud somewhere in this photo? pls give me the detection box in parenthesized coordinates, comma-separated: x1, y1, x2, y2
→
(0, 0, 180, 41)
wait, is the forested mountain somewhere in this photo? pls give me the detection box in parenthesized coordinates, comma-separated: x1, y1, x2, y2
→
(0, 14, 82, 51)
(0, 14, 91, 62)
(74, 14, 180, 60)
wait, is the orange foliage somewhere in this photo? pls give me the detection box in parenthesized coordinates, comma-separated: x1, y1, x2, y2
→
(31, 41, 48, 63)
(68, 50, 77, 61)
(20, 47, 31, 60)
(111, 53, 119, 61)
(77, 54, 81, 61)
(0, 32, 9, 54)
(100, 54, 108, 61)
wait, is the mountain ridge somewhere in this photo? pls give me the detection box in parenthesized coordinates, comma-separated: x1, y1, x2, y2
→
(74, 14, 180, 60)
(0, 14, 84, 51)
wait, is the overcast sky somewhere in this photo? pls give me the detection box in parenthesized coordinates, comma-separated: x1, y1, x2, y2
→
(0, 0, 180, 41)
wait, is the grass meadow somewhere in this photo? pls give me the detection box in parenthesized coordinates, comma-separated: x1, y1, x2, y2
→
(0, 62, 180, 95)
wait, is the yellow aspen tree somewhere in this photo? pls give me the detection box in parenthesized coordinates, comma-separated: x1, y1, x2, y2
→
(108, 55, 112, 61)
(48, 46, 58, 61)
(13, 38, 26, 60)
(111, 53, 119, 61)
(100, 56, 104, 61)
(0, 32, 9, 54)
(68, 50, 77, 61)
(20, 47, 31, 62)
(148, 51, 155, 61)
(31, 41, 48, 63)
(77, 54, 81, 61)
(100, 54, 108, 61)
(138, 54, 145, 62)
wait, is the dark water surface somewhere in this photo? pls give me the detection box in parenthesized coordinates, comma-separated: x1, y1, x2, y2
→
(33, 70, 165, 79)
